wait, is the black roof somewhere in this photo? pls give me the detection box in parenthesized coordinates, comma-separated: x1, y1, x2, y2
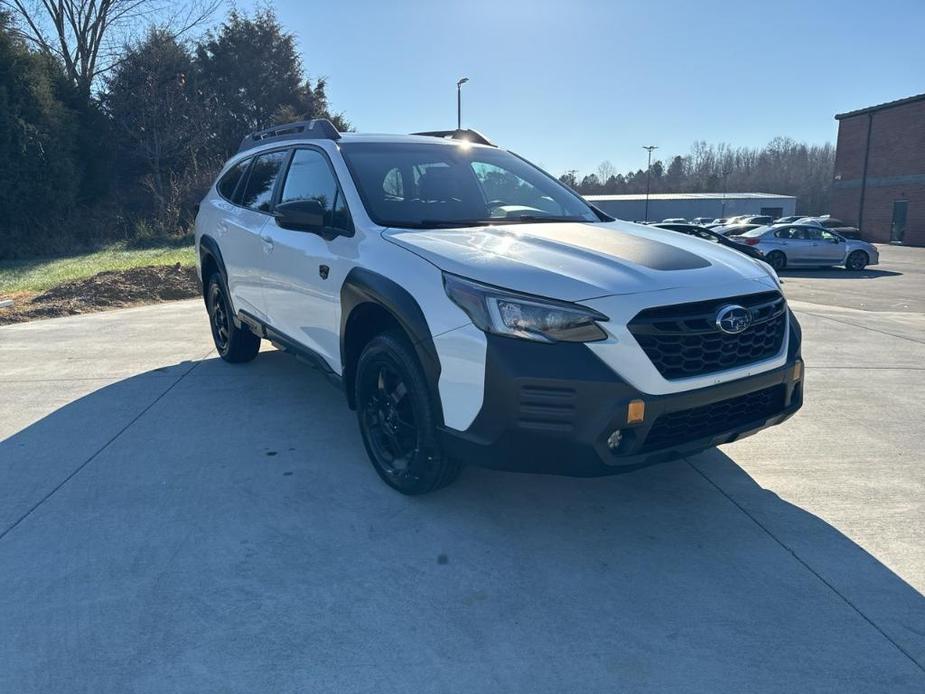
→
(835, 92, 925, 120)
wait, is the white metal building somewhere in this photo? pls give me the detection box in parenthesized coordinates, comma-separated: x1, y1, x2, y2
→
(584, 192, 797, 222)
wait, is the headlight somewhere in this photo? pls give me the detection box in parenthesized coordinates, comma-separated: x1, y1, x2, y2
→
(443, 273, 608, 343)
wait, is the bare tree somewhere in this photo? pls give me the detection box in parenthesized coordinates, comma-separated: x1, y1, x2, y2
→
(596, 160, 616, 186)
(1, 0, 219, 98)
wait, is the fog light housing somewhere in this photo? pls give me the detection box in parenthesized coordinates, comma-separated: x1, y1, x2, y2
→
(607, 429, 623, 450)
(627, 399, 646, 424)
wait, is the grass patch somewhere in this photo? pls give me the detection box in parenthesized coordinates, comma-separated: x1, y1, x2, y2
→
(0, 242, 196, 296)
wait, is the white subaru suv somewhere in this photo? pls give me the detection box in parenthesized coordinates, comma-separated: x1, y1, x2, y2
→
(196, 120, 803, 494)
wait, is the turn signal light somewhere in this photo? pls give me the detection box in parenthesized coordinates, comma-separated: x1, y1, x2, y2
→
(793, 360, 803, 381)
(627, 399, 646, 424)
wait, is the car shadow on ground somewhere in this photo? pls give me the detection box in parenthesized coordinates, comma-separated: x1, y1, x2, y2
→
(778, 268, 902, 279)
(1, 350, 924, 690)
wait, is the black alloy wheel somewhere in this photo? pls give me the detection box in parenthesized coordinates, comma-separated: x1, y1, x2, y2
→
(766, 251, 787, 271)
(208, 280, 230, 353)
(846, 250, 868, 271)
(206, 274, 261, 363)
(355, 331, 461, 494)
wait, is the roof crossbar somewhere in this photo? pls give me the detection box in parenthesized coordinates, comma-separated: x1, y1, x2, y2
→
(238, 119, 340, 153)
(411, 129, 496, 147)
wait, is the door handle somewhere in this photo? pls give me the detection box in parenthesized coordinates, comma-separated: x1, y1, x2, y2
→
(261, 234, 274, 253)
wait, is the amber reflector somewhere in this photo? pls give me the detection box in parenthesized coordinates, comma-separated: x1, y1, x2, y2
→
(627, 400, 646, 424)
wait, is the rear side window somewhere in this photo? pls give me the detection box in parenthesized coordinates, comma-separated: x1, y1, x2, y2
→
(240, 150, 289, 213)
(217, 158, 250, 202)
(280, 148, 353, 232)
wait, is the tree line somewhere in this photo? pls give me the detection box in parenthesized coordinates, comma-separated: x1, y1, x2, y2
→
(0, 4, 347, 259)
(559, 138, 835, 216)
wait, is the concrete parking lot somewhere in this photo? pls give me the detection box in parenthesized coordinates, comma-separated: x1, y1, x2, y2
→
(1, 245, 924, 693)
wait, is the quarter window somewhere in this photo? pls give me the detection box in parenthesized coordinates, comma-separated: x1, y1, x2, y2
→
(240, 150, 288, 213)
(280, 149, 353, 232)
(217, 158, 250, 202)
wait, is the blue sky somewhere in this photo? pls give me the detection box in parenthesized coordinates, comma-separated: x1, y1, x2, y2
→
(246, 0, 924, 176)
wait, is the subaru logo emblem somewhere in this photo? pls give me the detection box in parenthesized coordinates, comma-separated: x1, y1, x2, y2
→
(716, 305, 752, 334)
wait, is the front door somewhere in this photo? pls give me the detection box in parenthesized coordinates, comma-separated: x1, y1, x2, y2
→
(262, 147, 355, 373)
(816, 229, 848, 264)
(891, 200, 908, 243)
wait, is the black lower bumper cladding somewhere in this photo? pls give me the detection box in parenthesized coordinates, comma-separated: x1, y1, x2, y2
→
(439, 313, 803, 477)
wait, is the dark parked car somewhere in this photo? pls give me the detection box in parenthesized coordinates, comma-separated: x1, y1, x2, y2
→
(797, 216, 863, 239)
(716, 223, 762, 237)
(739, 215, 774, 225)
(653, 223, 768, 263)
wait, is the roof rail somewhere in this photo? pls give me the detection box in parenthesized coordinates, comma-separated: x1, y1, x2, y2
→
(238, 119, 340, 153)
(411, 129, 496, 147)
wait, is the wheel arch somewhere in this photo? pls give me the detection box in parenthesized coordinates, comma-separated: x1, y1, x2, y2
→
(198, 235, 227, 301)
(340, 268, 443, 420)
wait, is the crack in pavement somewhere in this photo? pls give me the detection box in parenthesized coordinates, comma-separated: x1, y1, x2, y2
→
(796, 309, 925, 346)
(687, 458, 925, 675)
(0, 352, 210, 543)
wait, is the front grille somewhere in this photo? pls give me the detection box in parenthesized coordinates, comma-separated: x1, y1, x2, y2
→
(640, 385, 785, 453)
(628, 292, 786, 380)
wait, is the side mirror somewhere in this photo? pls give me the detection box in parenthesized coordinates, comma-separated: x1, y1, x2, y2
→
(274, 199, 326, 233)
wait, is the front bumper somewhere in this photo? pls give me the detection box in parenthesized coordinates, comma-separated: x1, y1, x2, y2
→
(439, 313, 803, 477)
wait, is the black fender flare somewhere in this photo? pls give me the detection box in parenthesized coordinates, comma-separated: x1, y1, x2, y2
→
(340, 267, 442, 418)
(198, 235, 228, 299)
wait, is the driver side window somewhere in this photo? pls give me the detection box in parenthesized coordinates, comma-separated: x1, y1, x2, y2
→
(280, 148, 353, 233)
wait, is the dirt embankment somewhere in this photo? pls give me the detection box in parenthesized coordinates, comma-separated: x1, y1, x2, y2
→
(0, 264, 200, 325)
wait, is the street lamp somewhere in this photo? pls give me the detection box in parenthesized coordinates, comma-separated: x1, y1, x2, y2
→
(642, 145, 658, 222)
(456, 77, 469, 130)
(720, 167, 732, 219)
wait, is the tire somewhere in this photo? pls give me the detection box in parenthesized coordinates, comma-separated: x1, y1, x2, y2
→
(354, 330, 461, 494)
(206, 274, 260, 363)
(766, 251, 787, 271)
(845, 250, 868, 271)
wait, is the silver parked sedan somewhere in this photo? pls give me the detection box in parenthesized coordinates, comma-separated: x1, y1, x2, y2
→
(730, 223, 879, 271)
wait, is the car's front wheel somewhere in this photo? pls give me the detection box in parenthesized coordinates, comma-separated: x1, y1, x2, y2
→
(355, 331, 461, 494)
(845, 250, 868, 271)
(206, 274, 261, 363)
(766, 250, 787, 271)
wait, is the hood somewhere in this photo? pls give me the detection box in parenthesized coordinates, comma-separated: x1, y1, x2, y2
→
(383, 220, 776, 302)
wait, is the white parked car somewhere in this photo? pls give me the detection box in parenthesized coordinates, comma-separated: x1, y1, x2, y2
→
(733, 223, 879, 271)
(195, 120, 804, 494)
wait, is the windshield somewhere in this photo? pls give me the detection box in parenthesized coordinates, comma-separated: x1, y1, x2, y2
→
(340, 142, 601, 228)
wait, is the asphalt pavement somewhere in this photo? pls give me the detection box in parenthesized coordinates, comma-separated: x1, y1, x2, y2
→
(1, 246, 924, 693)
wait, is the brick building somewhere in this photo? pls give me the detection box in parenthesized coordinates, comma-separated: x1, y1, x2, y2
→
(831, 93, 925, 245)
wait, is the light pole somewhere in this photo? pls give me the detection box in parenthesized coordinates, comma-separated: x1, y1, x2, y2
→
(721, 167, 732, 219)
(642, 145, 658, 221)
(456, 77, 469, 130)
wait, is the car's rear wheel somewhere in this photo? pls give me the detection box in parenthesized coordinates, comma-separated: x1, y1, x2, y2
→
(355, 330, 461, 494)
(207, 274, 260, 363)
(845, 250, 868, 271)
(766, 251, 787, 271)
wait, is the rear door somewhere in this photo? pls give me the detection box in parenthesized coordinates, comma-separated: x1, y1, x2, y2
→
(211, 156, 265, 318)
(261, 147, 356, 372)
(768, 226, 808, 263)
(226, 149, 290, 321)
